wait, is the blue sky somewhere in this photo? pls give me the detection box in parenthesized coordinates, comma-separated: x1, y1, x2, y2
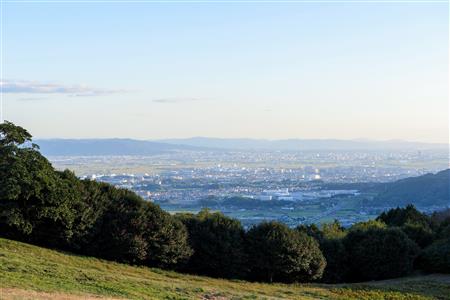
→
(2, 1, 449, 143)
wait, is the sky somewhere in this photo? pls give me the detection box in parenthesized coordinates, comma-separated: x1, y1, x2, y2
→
(2, 1, 449, 143)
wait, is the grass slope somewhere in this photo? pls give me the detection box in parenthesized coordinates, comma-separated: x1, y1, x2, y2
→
(0, 238, 449, 300)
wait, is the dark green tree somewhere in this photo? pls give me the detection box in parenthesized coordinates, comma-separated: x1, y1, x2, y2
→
(297, 220, 348, 283)
(246, 221, 325, 283)
(143, 203, 192, 269)
(0, 121, 80, 247)
(377, 206, 435, 248)
(377, 205, 430, 228)
(177, 209, 247, 278)
(416, 238, 450, 273)
(85, 189, 192, 268)
(343, 227, 419, 281)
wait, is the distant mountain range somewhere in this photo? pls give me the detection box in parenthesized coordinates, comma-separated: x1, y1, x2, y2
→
(34, 139, 202, 156)
(35, 137, 448, 156)
(159, 137, 448, 151)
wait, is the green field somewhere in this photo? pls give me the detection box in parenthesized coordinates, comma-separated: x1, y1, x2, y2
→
(0, 238, 449, 300)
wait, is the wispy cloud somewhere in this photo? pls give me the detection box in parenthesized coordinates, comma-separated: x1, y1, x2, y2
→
(152, 97, 204, 104)
(1, 80, 125, 97)
(18, 97, 48, 101)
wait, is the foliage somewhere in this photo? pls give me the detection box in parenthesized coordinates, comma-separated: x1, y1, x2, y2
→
(297, 221, 347, 283)
(416, 238, 450, 273)
(320, 238, 348, 283)
(246, 221, 326, 283)
(377, 205, 435, 248)
(377, 205, 430, 228)
(343, 227, 419, 282)
(400, 222, 434, 248)
(177, 209, 247, 278)
(0, 122, 83, 247)
(321, 220, 347, 239)
(0, 121, 191, 269)
(349, 219, 387, 231)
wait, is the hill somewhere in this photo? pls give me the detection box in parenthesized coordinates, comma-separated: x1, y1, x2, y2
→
(373, 169, 450, 207)
(1, 238, 449, 300)
(34, 139, 204, 156)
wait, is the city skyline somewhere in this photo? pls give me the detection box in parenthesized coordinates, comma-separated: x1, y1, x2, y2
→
(2, 1, 449, 143)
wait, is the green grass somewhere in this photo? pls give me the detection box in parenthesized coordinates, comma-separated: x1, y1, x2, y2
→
(1, 238, 449, 300)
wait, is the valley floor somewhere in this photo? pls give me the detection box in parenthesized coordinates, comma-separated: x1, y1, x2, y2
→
(0, 238, 449, 300)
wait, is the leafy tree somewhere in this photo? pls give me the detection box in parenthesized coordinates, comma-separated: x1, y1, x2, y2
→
(143, 203, 192, 269)
(0, 121, 33, 147)
(430, 209, 450, 239)
(320, 238, 348, 283)
(178, 209, 247, 278)
(344, 227, 419, 281)
(377, 206, 435, 248)
(0, 121, 80, 247)
(400, 222, 434, 248)
(349, 219, 387, 232)
(297, 220, 347, 283)
(377, 205, 430, 228)
(416, 238, 450, 273)
(321, 220, 346, 240)
(85, 189, 191, 268)
(68, 178, 115, 251)
(246, 221, 325, 283)
(297, 223, 322, 241)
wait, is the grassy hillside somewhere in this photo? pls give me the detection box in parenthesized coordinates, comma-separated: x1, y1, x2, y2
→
(0, 238, 449, 300)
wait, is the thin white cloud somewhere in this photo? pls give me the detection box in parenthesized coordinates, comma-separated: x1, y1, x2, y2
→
(18, 97, 48, 101)
(1, 80, 125, 97)
(152, 97, 204, 104)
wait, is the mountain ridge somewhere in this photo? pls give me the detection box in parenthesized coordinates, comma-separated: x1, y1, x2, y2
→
(35, 137, 448, 156)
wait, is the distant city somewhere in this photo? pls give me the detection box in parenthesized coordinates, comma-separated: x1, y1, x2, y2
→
(45, 141, 449, 228)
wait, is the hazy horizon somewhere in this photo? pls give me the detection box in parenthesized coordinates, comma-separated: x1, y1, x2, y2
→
(32, 134, 448, 146)
(3, 2, 449, 143)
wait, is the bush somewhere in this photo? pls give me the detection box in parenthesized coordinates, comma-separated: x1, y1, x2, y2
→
(178, 209, 247, 278)
(246, 221, 325, 283)
(416, 238, 450, 273)
(344, 227, 419, 282)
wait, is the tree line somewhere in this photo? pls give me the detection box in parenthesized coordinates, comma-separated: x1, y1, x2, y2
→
(0, 121, 449, 283)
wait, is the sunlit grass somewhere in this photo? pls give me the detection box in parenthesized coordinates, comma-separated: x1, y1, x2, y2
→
(1, 238, 449, 299)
